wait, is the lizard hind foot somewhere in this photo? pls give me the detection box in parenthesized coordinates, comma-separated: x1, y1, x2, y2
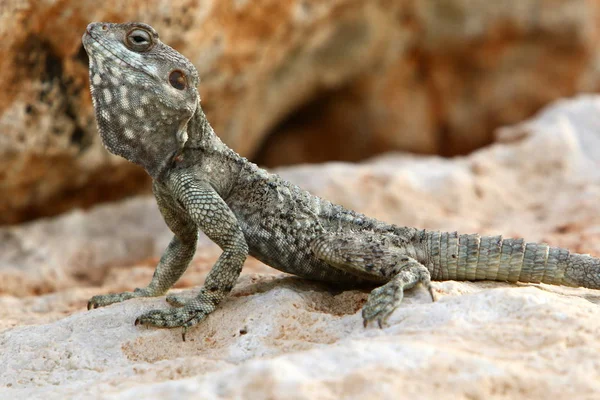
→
(362, 280, 405, 328)
(362, 262, 434, 328)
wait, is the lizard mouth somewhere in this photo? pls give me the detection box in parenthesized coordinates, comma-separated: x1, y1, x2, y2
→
(84, 30, 150, 78)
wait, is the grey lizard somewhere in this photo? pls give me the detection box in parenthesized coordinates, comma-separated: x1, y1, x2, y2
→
(82, 22, 600, 340)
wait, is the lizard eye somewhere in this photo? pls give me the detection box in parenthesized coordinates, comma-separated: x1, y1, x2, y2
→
(169, 70, 187, 90)
(126, 28, 153, 51)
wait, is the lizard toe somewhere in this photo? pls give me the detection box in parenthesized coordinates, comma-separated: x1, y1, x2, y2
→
(165, 293, 188, 307)
(87, 292, 136, 310)
(361, 302, 397, 328)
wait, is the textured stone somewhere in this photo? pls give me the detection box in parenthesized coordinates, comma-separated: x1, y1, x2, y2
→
(1, 96, 600, 398)
(259, 0, 600, 165)
(2, 0, 600, 223)
(1, 279, 599, 399)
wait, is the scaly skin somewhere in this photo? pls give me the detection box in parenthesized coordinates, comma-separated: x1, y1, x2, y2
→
(82, 22, 600, 339)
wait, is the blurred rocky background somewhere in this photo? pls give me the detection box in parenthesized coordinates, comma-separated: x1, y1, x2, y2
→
(2, 0, 600, 225)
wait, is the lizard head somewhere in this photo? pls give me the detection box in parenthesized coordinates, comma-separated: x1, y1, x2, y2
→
(82, 22, 200, 179)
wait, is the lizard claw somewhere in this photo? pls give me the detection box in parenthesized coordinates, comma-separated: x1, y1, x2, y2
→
(182, 327, 188, 342)
(428, 287, 436, 303)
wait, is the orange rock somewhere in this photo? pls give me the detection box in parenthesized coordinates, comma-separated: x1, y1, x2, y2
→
(1, 0, 600, 223)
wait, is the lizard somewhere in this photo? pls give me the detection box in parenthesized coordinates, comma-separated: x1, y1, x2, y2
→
(82, 22, 600, 340)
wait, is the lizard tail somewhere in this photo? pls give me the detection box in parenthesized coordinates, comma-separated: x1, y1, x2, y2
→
(428, 231, 600, 289)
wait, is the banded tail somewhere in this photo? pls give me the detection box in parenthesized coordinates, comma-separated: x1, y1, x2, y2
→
(427, 232, 600, 289)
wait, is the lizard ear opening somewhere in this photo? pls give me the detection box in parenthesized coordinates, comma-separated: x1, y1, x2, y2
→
(169, 70, 187, 90)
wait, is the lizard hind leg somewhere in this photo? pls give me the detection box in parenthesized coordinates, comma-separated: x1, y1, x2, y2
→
(311, 232, 435, 328)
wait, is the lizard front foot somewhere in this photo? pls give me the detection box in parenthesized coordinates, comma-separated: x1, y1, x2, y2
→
(134, 298, 217, 340)
(88, 287, 159, 309)
(134, 306, 207, 328)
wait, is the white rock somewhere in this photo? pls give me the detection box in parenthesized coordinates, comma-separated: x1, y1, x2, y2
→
(2, 96, 600, 398)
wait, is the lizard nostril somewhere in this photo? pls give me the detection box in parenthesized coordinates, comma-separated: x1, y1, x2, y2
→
(102, 24, 108, 31)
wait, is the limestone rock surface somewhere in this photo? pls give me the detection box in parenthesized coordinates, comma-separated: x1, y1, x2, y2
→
(1, 96, 600, 398)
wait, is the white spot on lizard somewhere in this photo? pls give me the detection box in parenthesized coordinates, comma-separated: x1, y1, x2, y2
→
(102, 89, 112, 103)
(100, 110, 111, 121)
(119, 87, 130, 108)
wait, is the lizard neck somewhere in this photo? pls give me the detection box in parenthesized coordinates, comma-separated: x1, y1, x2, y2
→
(185, 105, 217, 148)
(181, 104, 245, 162)
(165, 103, 249, 190)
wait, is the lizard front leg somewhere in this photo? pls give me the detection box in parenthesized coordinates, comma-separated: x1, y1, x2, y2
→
(88, 182, 198, 310)
(134, 172, 248, 338)
(312, 232, 435, 328)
